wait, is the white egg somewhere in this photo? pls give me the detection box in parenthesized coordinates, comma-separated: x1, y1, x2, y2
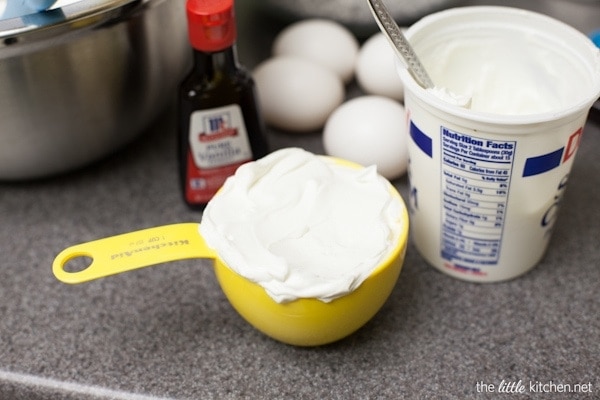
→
(273, 19, 359, 83)
(253, 57, 345, 133)
(323, 96, 408, 180)
(355, 33, 404, 101)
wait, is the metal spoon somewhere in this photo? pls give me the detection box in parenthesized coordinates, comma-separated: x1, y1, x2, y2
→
(367, 0, 434, 89)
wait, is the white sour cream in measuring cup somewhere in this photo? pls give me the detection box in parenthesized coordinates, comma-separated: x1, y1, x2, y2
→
(200, 147, 404, 303)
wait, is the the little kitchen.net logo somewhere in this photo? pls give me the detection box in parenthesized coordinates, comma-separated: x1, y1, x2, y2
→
(475, 380, 594, 395)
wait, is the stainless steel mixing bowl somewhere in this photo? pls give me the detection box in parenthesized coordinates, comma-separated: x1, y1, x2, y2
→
(0, 0, 191, 180)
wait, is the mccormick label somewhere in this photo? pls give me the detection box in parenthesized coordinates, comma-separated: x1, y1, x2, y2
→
(186, 104, 252, 204)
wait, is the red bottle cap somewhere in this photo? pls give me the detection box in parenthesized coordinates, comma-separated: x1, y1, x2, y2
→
(186, 0, 237, 52)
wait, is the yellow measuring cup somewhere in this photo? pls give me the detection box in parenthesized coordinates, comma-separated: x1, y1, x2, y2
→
(52, 158, 410, 347)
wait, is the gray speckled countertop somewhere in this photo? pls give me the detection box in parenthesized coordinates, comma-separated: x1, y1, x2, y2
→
(1, 1, 599, 399)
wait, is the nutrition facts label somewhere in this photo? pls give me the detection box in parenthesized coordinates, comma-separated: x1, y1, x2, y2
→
(440, 127, 516, 266)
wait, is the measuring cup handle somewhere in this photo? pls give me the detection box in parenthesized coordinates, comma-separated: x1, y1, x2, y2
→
(52, 223, 217, 284)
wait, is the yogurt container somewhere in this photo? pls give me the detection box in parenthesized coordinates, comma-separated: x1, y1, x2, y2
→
(398, 6, 600, 282)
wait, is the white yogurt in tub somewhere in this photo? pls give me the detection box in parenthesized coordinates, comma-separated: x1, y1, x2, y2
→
(422, 32, 591, 115)
(407, 6, 600, 118)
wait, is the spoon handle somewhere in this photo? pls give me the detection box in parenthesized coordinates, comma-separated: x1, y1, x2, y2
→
(367, 0, 434, 89)
(53, 223, 217, 284)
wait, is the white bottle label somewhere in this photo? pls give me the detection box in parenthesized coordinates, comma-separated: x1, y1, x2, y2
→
(189, 104, 252, 169)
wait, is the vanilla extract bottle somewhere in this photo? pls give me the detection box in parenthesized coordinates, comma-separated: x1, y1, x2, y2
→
(179, 0, 269, 209)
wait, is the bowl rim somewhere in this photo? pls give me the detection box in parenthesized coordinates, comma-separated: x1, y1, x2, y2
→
(0, 0, 160, 47)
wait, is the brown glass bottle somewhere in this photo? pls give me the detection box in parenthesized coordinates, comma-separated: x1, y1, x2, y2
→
(179, 0, 269, 209)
